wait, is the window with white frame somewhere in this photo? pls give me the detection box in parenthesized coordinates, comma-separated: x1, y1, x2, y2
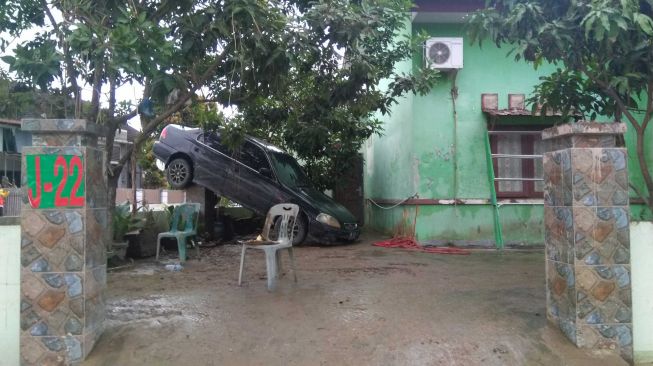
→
(489, 128, 545, 198)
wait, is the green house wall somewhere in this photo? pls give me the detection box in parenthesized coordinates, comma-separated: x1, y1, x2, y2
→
(364, 22, 652, 247)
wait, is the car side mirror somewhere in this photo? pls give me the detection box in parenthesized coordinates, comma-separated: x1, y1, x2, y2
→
(259, 167, 272, 178)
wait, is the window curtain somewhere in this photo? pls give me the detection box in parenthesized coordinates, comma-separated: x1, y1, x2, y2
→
(496, 135, 523, 192)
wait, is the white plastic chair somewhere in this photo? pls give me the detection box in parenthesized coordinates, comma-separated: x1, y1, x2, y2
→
(238, 203, 299, 290)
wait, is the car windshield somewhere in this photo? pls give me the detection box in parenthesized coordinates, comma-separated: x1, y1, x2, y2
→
(270, 152, 312, 188)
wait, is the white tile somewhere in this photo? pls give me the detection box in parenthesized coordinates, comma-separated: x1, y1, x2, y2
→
(0, 240, 7, 285)
(0, 226, 21, 286)
(633, 222, 653, 361)
(0, 284, 20, 366)
(0, 226, 20, 366)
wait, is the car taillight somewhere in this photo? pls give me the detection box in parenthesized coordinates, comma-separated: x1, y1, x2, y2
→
(161, 126, 168, 140)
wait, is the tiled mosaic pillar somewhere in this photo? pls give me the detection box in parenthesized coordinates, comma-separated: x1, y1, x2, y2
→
(542, 122, 633, 363)
(20, 119, 106, 365)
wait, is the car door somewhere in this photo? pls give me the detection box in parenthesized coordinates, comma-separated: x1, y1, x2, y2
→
(231, 141, 282, 215)
(192, 133, 238, 198)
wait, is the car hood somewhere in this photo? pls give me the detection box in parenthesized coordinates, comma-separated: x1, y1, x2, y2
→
(297, 186, 357, 224)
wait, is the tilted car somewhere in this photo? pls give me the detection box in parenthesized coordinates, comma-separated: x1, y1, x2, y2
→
(153, 124, 360, 244)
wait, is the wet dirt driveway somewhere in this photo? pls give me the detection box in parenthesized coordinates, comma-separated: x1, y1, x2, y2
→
(84, 232, 626, 366)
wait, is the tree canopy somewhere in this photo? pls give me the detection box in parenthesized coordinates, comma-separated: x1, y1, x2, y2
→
(468, 0, 653, 214)
(1, 0, 437, 194)
(0, 72, 61, 119)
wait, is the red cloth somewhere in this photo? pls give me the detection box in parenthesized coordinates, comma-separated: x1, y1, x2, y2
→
(373, 237, 470, 255)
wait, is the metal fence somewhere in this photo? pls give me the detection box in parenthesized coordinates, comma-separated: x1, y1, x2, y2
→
(3, 188, 22, 217)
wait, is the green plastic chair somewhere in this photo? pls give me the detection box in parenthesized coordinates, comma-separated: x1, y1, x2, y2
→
(156, 203, 201, 262)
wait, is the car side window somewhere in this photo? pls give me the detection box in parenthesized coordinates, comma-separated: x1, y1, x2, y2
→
(201, 133, 233, 156)
(240, 141, 271, 173)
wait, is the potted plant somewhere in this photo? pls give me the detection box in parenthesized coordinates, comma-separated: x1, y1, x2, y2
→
(125, 205, 169, 258)
(110, 201, 146, 262)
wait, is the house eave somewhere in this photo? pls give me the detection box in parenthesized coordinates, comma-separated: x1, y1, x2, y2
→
(412, 11, 472, 24)
(412, 0, 484, 23)
(413, 0, 484, 13)
(0, 118, 21, 127)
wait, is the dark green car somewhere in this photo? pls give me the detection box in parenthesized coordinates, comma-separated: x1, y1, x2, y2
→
(153, 124, 360, 244)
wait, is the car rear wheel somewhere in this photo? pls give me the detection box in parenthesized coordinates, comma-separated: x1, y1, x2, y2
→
(166, 158, 193, 189)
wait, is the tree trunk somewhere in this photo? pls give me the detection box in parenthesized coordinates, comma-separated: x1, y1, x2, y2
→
(131, 150, 137, 213)
(107, 172, 120, 249)
(635, 128, 653, 213)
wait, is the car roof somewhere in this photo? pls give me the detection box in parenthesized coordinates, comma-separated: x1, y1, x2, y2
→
(169, 124, 201, 132)
(247, 136, 286, 154)
(169, 123, 287, 154)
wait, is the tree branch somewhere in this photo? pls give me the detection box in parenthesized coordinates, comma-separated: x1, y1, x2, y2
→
(192, 95, 247, 104)
(580, 65, 653, 211)
(580, 65, 642, 132)
(109, 75, 117, 118)
(635, 130, 653, 208)
(115, 109, 139, 126)
(630, 182, 649, 205)
(42, 0, 82, 118)
(643, 80, 653, 132)
(110, 52, 227, 176)
(89, 56, 105, 123)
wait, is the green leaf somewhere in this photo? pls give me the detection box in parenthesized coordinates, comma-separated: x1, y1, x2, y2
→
(615, 17, 628, 31)
(583, 13, 596, 39)
(1, 55, 16, 65)
(599, 14, 611, 35)
(163, 77, 176, 91)
(635, 13, 653, 35)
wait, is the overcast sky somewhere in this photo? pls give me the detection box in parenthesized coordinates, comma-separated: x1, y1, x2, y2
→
(1, 7, 246, 131)
(1, 9, 144, 130)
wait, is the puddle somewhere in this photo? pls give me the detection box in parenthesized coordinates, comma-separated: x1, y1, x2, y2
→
(387, 262, 428, 267)
(107, 295, 204, 325)
(130, 267, 156, 276)
(111, 263, 159, 276)
(314, 266, 415, 276)
(317, 255, 353, 259)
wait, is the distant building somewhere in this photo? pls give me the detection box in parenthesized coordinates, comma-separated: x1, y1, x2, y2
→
(0, 118, 141, 189)
(363, 0, 649, 247)
(0, 118, 30, 186)
(110, 124, 143, 189)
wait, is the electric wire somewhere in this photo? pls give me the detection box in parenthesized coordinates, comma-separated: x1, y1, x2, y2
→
(366, 193, 418, 210)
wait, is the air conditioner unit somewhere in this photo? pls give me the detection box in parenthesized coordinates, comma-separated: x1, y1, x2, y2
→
(424, 37, 463, 69)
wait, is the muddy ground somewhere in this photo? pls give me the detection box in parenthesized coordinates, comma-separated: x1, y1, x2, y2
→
(83, 232, 626, 366)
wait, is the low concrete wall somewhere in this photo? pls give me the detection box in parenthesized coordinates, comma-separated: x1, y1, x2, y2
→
(116, 188, 186, 205)
(143, 189, 161, 204)
(632, 221, 653, 364)
(6, 189, 187, 217)
(166, 190, 185, 204)
(0, 217, 20, 366)
(115, 188, 131, 204)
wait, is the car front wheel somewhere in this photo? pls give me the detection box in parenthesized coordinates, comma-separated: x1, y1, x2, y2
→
(291, 213, 308, 246)
(166, 158, 193, 189)
(271, 213, 308, 246)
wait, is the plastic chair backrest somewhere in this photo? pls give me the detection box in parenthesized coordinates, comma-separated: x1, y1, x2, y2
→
(261, 203, 299, 245)
(170, 203, 201, 233)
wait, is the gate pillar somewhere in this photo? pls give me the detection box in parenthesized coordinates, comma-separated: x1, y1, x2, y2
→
(20, 119, 106, 364)
(543, 122, 632, 363)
